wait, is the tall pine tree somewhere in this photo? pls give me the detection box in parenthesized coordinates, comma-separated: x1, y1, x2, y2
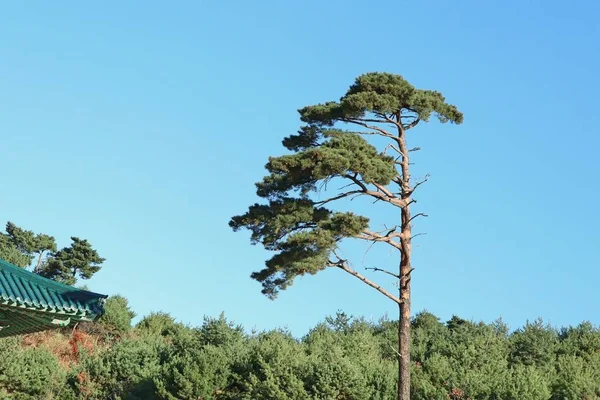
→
(230, 72, 463, 399)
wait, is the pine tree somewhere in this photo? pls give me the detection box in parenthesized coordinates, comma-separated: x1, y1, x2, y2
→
(1, 221, 56, 269)
(38, 237, 105, 285)
(230, 72, 463, 399)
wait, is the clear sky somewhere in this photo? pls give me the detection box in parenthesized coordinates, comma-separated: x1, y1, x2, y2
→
(1, 1, 598, 336)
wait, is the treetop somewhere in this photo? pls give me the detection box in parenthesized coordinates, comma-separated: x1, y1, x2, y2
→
(299, 72, 463, 126)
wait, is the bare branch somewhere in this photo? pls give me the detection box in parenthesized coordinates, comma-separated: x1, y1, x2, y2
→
(378, 224, 399, 235)
(356, 229, 401, 250)
(356, 236, 399, 251)
(410, 233, 427, 241)
(365, 266, 400, 279)
(383, 143, 403, 157)
(365, 228, 402, 240)
(315, 190, 364, 206)
(408, 213, 428, 224)
(403, 118, 421, 130)
(374, 112, 402, 128)
(361, 240, 377, 265)
(317, 177, 331, 192)
(410, 174, 430, 194)
(349, 193, 365, 201)
(372, 182, 395, 198)
(337, 181, 357, 191)
(330, 258, 402, 304)
(350, 117, 392, 124)
(389, 143, 402, 154)
(343, 173, 368, 191)
(408, 147, 421, 152)
(332, 248, 345, 261)
(389, 344, 401, 358)
(342, 174, 408, 208)
(342, 118, 400, 142)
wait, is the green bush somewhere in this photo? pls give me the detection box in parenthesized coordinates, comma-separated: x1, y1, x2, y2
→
(0, 339, 65, 399)
(97, 295, 137, 336)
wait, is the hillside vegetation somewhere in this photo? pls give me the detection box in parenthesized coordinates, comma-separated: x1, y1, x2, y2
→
(0, 296, 599, 400)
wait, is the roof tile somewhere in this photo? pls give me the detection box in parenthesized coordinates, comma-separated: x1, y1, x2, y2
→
(0, 258, 107, 337)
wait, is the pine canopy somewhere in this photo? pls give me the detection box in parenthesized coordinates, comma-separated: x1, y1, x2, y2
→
(230, 72, 462, 299)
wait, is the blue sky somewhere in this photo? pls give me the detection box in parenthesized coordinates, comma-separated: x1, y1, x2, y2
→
(1, 1, 598, 336)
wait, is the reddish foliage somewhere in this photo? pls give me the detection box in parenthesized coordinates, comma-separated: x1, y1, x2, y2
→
(69, 330, 95, 360)
(449, 387, 466, 399)
(77, 371, 93, 399)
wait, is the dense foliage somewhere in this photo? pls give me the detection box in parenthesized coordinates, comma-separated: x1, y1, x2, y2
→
(1, 298, 598, 400)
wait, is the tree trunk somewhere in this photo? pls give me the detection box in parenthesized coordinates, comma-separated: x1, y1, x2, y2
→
(34, 251, 44, 274)
(398, 119, 412, 399)
(398, 255, 411, 399)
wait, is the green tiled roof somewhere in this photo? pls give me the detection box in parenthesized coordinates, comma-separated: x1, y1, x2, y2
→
(0, 258, 107, 338)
